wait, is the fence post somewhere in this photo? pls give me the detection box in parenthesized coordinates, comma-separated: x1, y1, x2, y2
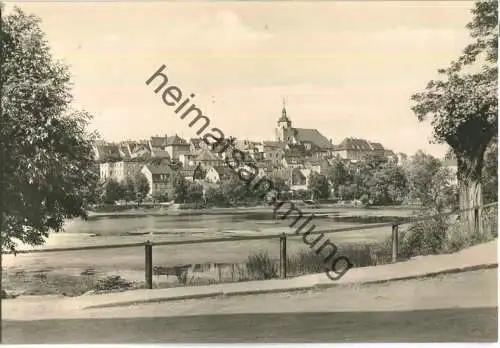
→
(144, 240, 153, 289)
(280, 233, 287, 279)
(391, 224, 399, 263)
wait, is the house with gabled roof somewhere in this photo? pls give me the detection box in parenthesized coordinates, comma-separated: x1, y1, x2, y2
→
(194, 149, 224, 168)
(368, 142, 386, 158)
(147, 135, 170, 159)
(93, 142, 122, 163)
(141, 164, 175, 198)
(165, 135, 190, 160)
(332, 137, 374, 162)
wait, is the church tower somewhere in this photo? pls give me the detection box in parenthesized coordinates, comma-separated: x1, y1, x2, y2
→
(276, 98, 293, 143)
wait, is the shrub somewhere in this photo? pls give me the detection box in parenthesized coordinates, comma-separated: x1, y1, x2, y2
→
(483, 205, 498, 238)
(93, 275, 132, 292)
(399, 217, 449, 258)
(443, 206, 498, 253)
(246, 251, 278, 280)
(360, 194, 370, 205)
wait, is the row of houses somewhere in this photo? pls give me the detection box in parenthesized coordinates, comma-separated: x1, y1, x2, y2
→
(93, 104, 408, 198)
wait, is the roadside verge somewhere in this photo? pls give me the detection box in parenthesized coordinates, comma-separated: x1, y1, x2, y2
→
(82, 239, 497, 309)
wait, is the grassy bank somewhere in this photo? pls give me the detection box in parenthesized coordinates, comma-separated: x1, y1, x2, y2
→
(1, 240, 393, 297)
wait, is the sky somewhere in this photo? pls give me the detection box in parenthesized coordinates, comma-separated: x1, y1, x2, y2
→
(6, 1, 476, 157)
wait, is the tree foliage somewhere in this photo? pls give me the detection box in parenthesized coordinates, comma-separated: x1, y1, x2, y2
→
(364, 162, 408, 206)
(103, 179, 124, 204)
(410, 0, 497, 231)
(185, 182, 203, 203)
(307, 172, 330, 200)
(327, 157, 350, 194)
(1, 8, 98, 250)
(406, 151, 457, 213)
(134, 173, 150, 204)
(204, 186, 226, 206)
(122, 178, 136, 203)
(171, 173, 188, 203)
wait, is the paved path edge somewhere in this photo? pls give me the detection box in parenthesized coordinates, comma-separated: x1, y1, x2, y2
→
(84, 263, 498, 310)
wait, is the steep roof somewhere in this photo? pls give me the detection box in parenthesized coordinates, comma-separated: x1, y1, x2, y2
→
(166, 135, 188, 146)
(384, 149, 396, 157)
(150, 136, 168, 148)
(143, 164, 174, 175)
(336, 138, 372, 151)
(151, 149, 170, 159)
(369, 142, 385, 151)
(293, 128, 333, 149)
(94, 143, 122, 162)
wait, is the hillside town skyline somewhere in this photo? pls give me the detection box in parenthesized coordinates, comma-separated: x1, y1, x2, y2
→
(94, 100, 410, 160)
(92, 98, 448, 161)
(4, 1, 475, 158)
(93, 100, 458, 201)
(90, 97, 451, 158)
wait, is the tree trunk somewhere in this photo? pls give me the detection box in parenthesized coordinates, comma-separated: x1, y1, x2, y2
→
(458, 176, 483, 234)
(456, 153, 485, 235)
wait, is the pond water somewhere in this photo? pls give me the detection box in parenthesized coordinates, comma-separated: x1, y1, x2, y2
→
(20, 207, 415, 250)
(3, 207, 417, 286)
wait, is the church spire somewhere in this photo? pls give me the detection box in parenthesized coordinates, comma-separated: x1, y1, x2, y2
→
(278, 96, 290, 123)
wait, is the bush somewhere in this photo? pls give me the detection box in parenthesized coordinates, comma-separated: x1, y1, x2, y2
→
(443, 207, 498, 253)
(483, 205, 498, 238)
(93, 275, 132, 292)
(399, 217, 449, 258)
(246, 251, 278, 280)
(369, 237, 395, 265)
(360, 194, 370, 205)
